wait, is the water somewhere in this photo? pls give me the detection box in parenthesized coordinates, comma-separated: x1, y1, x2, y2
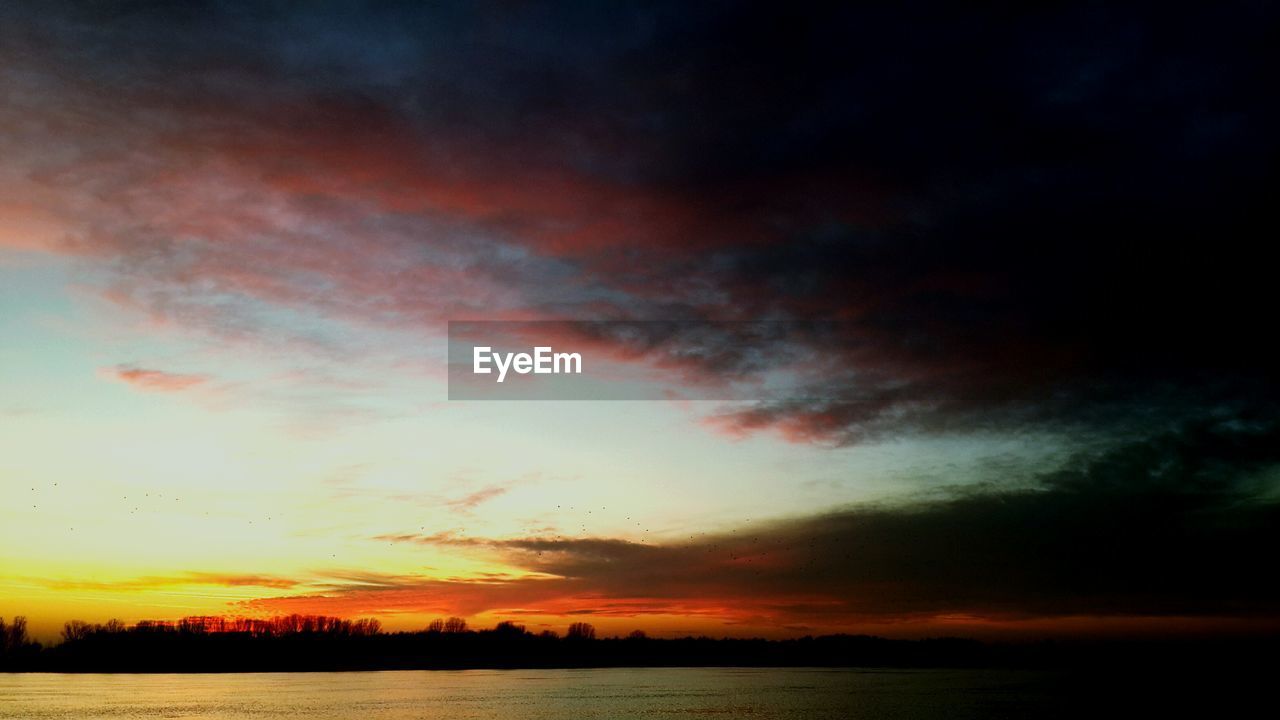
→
(0, 668, 1068, 719)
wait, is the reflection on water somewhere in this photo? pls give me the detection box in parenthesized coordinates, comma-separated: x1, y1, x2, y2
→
(0, 668, 1065, 719)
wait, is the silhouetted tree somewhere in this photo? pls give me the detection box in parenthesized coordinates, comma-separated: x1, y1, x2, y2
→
(627, 629, 648, 640)
(1, 616, 31, 651)
(62, 619, 93, 642)
(427, 618, 446, 633)
(443, 616, 468, 634)
(567, 622, 596, 640)
(0, 616, 39, 668)
(492, 621, 526, 637)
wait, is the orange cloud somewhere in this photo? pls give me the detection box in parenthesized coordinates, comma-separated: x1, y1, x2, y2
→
(39, 573, 300, 592)
(103, 365, 209, 392)
(444, 486, 510, 511)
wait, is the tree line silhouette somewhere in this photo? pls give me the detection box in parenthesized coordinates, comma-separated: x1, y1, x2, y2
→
(3, 613, 1276, 673)
(2, 613, 1000, 672)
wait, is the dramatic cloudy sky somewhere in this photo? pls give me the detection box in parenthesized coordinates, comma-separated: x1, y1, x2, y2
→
(2, 2, 1277, 641)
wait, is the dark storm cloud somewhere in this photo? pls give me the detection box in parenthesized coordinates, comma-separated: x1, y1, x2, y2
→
(547, 1, 1280, 443)
(4, 1, 1276, 442)
(623, 2, 1278, 442)
(371, 418, 1280, 620)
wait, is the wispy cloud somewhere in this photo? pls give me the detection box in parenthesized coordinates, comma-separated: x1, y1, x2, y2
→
(39, 572, 300, 592)
(444, 486, 510, 511)
(286, 422, 1280, 629)
(103, 365, 209, 392)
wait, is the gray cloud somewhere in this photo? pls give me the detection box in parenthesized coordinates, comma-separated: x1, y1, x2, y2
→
(362, 419, 1280, 622)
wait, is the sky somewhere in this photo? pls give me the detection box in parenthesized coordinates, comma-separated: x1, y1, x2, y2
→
(2, 1, 1278, 643)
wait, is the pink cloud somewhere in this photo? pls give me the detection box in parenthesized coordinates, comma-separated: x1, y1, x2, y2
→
(104, 364, 209, 392)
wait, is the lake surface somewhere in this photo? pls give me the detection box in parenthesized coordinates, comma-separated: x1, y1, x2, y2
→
(0, 668, 1076, 719)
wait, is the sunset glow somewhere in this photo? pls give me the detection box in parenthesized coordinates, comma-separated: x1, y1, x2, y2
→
(2, 1, 1276, 648)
